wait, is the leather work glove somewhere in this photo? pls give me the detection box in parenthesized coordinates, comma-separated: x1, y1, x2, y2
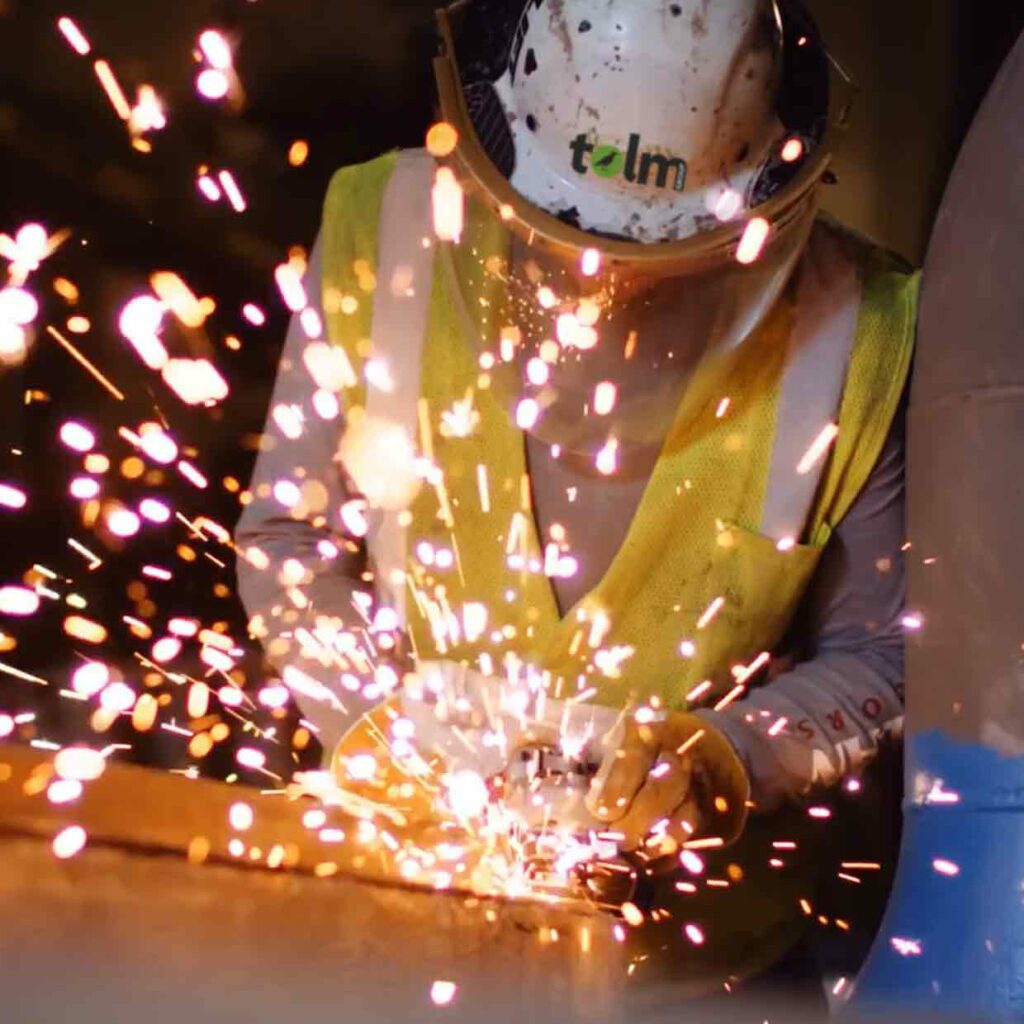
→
(585, 710, 751, 861)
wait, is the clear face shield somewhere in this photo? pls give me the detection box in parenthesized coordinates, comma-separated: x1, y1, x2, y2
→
(439, 191, 819, 462)
(433, 0, 837, 468)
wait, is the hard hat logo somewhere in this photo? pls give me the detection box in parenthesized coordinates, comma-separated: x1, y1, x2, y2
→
(570, 133, 688, 193)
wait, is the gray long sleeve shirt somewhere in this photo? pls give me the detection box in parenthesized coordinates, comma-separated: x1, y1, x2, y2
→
(235, 234, 907, 809)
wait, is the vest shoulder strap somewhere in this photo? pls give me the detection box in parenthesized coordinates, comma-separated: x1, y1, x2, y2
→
(761, 223, 863, 542)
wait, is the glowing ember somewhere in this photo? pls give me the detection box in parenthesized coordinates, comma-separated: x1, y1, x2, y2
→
(71, 662, 109, 697)
(679, 850, 705, 875)
(890, 936, 923, 957)
(621, 902, 644, 927)
(684, 923, 705, 945)
(59, 421, 96, 452)
(594, 381, 617, 416)
(426, 122, 459, 158)
(796, 422, 839, 475)
(106, 506, 141, 538)
(0, 586, 40, 616)
(932, 858, 960, 877)
(595, 438, 618, 476)
(57, 16, 91, 55)
(69, 477, 100, 500)
(0, 484, 26, 509)
(696, 596, 725, 630)
(515, 398, 540, 430)
(237, 747, 266, 770)
(129, 85, 167, 134)
(581, 248, 602, 277)
(736, 217, 771, 265)
(274, 262, 308, 312)
(196, 69, 230, 101)
(198, 29, 232, 69)
(162, 358, 229, 405)
(48, 779, 84, 805)
(93, 60, 131, 121)
(119, 296, 168, 369)
(54, 746, 106, 782)
(781, 137, 804, 162)
(52, 825, 87, 860)
(229, 802, 254, 831)
(708, 190, 741, 224)
(100, 681, 136, 712)
(137, 423, 178, 464)
(218, 170, 247, 212)
(430, 981, 457, 1007)
(432, 167, 464, 242)
(139, 498, 171, 524)
(242, 302, 266, 326)
(151, 637, 181, 663)
(0, 286, 39, 325)
(64, 616, 108, 644)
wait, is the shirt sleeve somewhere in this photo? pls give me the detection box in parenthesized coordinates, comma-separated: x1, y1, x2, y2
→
(696, 401, 908, 812)
(234, 233, 378, 757)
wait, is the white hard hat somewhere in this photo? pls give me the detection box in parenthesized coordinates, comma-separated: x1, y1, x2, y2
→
(437, 0, 831, 249)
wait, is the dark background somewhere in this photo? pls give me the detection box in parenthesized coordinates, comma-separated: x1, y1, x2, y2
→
(0, 0, 1021, 779)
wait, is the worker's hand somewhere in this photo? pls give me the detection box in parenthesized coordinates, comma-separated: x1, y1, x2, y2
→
(585, 710, 750, 861)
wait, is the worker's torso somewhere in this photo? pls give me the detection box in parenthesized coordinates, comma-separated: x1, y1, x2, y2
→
(322, 149, 917, 713)
(320, 148, 918, 987)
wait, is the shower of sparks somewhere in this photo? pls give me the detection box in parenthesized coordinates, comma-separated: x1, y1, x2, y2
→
(0, 18, 902, 993)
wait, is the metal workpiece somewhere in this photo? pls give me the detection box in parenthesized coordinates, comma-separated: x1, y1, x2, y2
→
(844, 26, 1024, 1024)
(0, 742, 843, 1022)
(0, 742, 623, 1024)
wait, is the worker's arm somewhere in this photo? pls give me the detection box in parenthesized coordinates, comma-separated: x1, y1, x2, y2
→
(695, 404, 908, 812)
(235, 235, 386, 758)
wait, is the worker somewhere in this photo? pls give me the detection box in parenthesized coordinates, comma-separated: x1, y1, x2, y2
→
(236, 0, 917, 999)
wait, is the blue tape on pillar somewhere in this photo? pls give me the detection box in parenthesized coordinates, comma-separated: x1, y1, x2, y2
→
(844, 730, 1024, 1022)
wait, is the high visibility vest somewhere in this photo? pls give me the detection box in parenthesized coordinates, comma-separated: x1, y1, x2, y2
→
(323, 150, 918, 713)
(322, 150, 917, 987)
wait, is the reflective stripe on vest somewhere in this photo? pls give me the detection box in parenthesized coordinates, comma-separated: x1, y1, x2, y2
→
(361, 150, 860, 624)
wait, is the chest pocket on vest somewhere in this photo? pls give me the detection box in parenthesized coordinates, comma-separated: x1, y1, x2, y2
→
(696, 522, 830, 688)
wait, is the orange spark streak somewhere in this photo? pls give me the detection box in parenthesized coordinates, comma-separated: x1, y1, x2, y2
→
(797, 422, 839, 475)
(696, 596, 725, 630)
(57, 16, 91, 55)
(93, 60, 131, 121)
(46, 326, 125, 400)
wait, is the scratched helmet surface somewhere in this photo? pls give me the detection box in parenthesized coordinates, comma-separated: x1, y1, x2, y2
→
(449, 0, 827, 243)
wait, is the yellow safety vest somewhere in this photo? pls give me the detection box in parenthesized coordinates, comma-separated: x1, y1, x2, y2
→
(322, 150, 917, 988)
